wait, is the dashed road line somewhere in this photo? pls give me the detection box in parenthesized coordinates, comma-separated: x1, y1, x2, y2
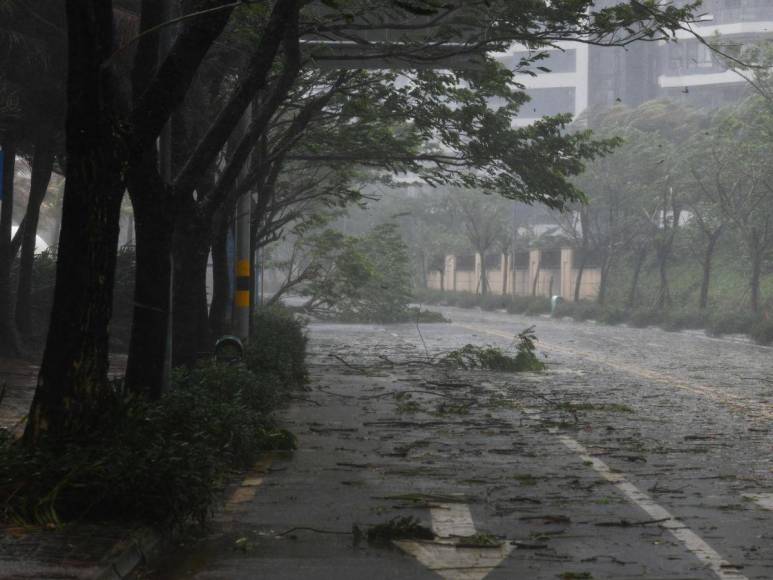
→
(743, 493, 773, 511)
(396, 502, 513, 580)
(453, 322, 753, 579)
(455, 323, 773, 422)
(560, 435, 748, 580)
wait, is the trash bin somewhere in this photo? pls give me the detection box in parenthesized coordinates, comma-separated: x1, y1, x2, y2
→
(550, 295, 564, 315)
(214, 335, 244, 363)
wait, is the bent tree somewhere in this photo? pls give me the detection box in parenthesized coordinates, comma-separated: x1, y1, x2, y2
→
(24, 0, 700, 445)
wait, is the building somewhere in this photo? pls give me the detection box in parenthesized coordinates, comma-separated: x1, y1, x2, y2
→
(428, 248, 602, 302)
(503, 0, 773, 125)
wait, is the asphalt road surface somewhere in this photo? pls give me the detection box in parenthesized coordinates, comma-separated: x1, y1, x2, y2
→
(141, 306, 773, 580)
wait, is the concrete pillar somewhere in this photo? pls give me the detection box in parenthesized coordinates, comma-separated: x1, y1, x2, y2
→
(500, 253, 508, 295)
(474, 253, 482, 294)
(445, 255, 456, 292)
(561, 247, 574, 301)
(529, 248, 541, 295)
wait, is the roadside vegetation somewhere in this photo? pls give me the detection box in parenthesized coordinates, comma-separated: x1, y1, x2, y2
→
(0, 307, 306, 528)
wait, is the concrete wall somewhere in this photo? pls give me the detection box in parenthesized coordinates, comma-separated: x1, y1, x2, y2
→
(433, 247, 601, 302)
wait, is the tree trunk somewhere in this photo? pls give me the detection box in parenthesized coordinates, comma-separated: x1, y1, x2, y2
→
(124, 151, 174, 400)
(501, 255, 508, 295)
(699, 232, 720, 311)
(209, 215, 231, 338)
(16, 141, 55, 337)
(656, 247, 672, 310)
(25, 0, 124, 445)
(531, 257, 541, 297)
(597, 256, 611, 306)
(172, 204, 211, 368)
(627, 249, 647, 309)
(573, 252, 586, 302)
(750, 251, 762, 313)
(0, 138, 20, 356)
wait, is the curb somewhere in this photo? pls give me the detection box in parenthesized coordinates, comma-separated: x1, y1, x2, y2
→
(95, 527, 162, 580)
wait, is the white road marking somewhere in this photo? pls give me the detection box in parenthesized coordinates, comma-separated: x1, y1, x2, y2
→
(431, 503, 477, 538)
(560, 436, 748, 580)
(744, 493, 773, 511)
(396, 502, 513, 580)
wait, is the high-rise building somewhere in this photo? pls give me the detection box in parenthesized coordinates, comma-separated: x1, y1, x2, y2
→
(504, 0, 773, 125)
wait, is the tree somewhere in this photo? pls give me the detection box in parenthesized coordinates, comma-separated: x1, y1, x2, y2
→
(25, 0, 240, 444)
(23, 0, 701, 443)
(697, 100, 773, 313)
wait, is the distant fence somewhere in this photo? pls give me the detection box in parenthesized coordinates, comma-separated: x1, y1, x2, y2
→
(427, 247, 601, 301)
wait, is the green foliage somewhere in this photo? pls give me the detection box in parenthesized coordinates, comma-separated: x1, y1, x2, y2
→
(303, 224, 416, 323)
(481, 293, 511, 311)
(627, 308, 662, 328)
(19, 245, 135, 349)
(406, 307, 449, 324)
(659, 308, 706, 332)
(750, 318, 773, 345)
(246, 305, 308, 388)
(0, 360, 298, 528)
(441, 327, 545, 372)
(705, 310, 757, 337)
(365, 516, 434, 545)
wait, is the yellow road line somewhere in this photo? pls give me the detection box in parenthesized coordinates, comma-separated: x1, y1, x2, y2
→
(224, 454, 273, 514)
(455, 323, 773, 422)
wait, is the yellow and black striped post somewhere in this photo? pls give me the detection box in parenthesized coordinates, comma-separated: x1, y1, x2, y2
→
(234, 192, 251, 340)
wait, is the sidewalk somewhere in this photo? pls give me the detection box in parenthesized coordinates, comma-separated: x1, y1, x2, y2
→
(0, 355, 151, 580)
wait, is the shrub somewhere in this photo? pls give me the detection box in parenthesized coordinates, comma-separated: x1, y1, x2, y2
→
(412, 288, 445, 305)
(480, 294, 510, 311)
(627, 307, 662, 328)
(750, 318, 773, 345)
(456, 292, 482, 309)
(660, 308, 706, 332)
(571, 302, 602, 322)
(597, 306, 627, 325)
(505, 295, 533, 314)
(246, 305, 308, 388)
(551, 302, 575, 319)
(523, 296, 551, 316)
(705, 309, 756, 337)
(0, 360, 296, 529)
(406, 307, 449, 323)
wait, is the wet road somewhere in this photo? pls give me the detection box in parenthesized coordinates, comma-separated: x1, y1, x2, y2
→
(142, 306, 773, 580)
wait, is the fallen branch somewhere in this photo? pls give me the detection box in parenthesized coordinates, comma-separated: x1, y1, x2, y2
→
(594, 517, 671, 527)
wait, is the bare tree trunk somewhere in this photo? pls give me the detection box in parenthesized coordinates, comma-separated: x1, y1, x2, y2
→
(750, 249, 763, 313)
(125, 151, 174, 400)
(597, 254, 612, 306)
(699, 230, 720, 310)
(16, 141, 54, 337)
(573, 252, 586, 302)
(172, 201, 212, 368)
(531, 257, 541, 297)
(0, 138, 20, 355)
(25, 0, 125, 445)
(656, 247, 672, 310)
(627, 248, 648, 309)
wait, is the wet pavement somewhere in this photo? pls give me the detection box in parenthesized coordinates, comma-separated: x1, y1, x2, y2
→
(140, 307, 773, 580)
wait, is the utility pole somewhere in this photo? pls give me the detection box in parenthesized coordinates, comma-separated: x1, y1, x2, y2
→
(235, 191, 251, 340)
